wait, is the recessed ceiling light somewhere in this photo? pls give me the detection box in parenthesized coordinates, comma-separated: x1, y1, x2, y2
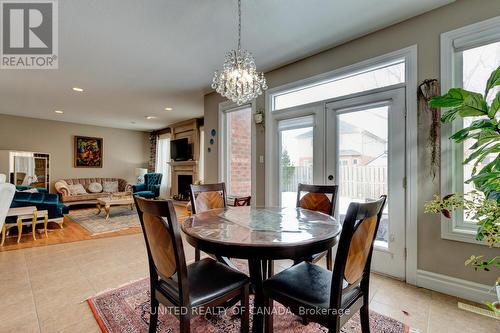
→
(72, 87, 84, 92)
(164, 107, 173, 111)
(145, 116, 157, 120)
(54, 110, 64, 114)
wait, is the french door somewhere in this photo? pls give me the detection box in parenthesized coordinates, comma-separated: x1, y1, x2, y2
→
(326, 87, 406, 279)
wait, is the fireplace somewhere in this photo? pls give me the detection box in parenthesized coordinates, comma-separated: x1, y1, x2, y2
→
(176, 175, 193, 201)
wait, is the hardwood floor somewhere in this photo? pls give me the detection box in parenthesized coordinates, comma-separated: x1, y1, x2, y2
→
(0, 206, 189, 252)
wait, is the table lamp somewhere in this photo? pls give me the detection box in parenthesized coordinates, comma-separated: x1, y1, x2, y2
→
(135, 168, 148, 183)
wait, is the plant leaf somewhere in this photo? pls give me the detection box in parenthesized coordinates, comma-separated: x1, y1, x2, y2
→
(489, 91, 500, 118)
(484, 66, 500, 97)
(430, 88, 474, 108)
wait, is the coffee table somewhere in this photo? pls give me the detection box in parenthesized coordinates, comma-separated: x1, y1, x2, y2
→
(2, 207, 49, 245)
(96, 196, 134, 221)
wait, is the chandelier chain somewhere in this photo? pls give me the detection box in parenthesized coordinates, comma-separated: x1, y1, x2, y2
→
(238, 0, 241, 50)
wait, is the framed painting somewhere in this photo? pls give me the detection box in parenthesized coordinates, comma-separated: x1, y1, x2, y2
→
(74, 136, 103, 168)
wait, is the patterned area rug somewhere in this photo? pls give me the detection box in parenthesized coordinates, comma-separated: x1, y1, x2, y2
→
(88, 278, 413, 333)
(68, 207, 140, 235)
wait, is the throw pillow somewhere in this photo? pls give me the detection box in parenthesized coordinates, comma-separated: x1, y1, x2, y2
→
(102, 181, 119, 193)
(68, 184, 87, 195)
(87, 182, 103, 193)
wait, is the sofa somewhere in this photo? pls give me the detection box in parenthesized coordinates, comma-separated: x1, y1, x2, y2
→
(10, 192, 69, 226)
(132, 173, 162, 199)
(55, 178, 132, 206)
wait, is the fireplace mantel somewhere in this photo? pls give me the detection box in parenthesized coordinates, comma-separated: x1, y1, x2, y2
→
(168, 118, 202, 198)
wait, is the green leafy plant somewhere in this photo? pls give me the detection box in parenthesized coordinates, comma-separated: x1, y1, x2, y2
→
(429, 66, 500, 199)
(424, 66, 499, 301)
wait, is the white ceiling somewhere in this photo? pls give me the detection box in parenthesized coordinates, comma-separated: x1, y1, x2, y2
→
(0, 0, 454, 131)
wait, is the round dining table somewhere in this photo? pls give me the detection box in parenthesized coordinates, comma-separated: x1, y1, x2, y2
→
(181, 206, 342, 333)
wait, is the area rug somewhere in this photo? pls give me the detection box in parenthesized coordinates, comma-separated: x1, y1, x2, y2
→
(87, 278, 414, 333)
(68, 207, 140, 235)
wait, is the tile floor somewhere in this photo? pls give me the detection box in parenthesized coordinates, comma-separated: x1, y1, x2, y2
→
(0, 234, 498, 333)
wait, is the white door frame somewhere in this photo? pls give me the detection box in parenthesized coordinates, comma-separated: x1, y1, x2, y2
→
(265, 45, 418, 284)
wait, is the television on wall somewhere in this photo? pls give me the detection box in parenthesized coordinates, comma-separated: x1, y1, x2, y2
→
(170, 138, 192, 161)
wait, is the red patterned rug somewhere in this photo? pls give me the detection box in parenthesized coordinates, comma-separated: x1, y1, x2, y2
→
(87, 278, 412, 333)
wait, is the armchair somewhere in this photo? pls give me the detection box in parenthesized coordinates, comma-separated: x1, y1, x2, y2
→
(132, 173, 162, 199)
(0, 182, 16, 233)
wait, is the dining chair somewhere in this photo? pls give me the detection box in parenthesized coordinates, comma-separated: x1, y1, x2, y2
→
(189, 183, 227, 261)
(234, 196, 251, 207)
(134, 196, 250, 333)
(296, 183, 338, 270)
(263, 196, 387, 333)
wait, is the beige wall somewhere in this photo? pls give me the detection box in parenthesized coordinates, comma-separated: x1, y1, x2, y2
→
(204, 0, 500, 284)
(0, 115, 149, 191)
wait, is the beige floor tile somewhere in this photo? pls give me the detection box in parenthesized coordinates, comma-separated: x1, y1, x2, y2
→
(427, 294, 499, 333)
(56, 318, 101, 333)
(38, 301, 95, 333)
(0, 306, 39, 332)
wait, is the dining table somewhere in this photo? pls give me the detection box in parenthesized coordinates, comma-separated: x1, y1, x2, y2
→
(181, 206, 342, 333)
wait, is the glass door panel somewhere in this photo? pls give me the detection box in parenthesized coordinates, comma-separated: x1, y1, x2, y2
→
(337, 106, 389, 247)
(277, 115, 315, 207)
(326, 87, 406, 279)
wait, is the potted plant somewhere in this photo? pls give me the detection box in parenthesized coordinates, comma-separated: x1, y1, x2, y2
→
(424, 66, 500, 312)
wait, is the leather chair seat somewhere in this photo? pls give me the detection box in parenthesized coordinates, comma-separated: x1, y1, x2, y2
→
(263, 262, 361, 310)
(158, 258, 249, 307)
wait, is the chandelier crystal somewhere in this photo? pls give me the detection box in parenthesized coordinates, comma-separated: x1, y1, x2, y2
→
(212, 0, 267, 105)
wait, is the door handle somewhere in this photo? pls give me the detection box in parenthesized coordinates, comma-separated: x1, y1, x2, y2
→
(328, 175, 334, 181)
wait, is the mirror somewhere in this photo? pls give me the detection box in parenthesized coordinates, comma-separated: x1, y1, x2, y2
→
(8, 151, 50, 190)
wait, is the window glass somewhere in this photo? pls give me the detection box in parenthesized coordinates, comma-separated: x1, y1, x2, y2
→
(273, 61, 405, 110)
(458, 41, 500, 223)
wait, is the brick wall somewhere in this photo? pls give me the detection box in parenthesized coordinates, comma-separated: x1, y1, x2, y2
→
(227, 108, 252, 196)
(148, 133, 157, 172)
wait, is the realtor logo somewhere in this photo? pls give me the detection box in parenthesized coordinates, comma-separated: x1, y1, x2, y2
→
(1, 0, 58, 69)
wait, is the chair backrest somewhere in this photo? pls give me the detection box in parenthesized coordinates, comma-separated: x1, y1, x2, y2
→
(134, 196, 189, 301)
(0, 183, 16, 231)
(189, 183, 227, 214)
(0, 174, 6, 184)
(330, 195, 387, 309)
(296, 183, 339, 216)
(234, 196, 251, 207)
(144, 173, 163, 189)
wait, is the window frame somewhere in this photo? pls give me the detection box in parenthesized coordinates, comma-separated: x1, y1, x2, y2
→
(440, 16, 500, 244)
(218, 101, 256, 201)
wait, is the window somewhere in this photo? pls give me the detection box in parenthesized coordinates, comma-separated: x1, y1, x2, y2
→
(272, 60, 405, 111)
(219, 104, 253, 197)
(155, 133, 171, 198)
(440, 16, 500, 242)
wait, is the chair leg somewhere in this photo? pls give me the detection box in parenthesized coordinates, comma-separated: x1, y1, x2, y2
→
(149, 285, 159, 333)
(16, 217, 22, 243)
(267, 260, 274, 278)
(326, 249, 333, 271)
(195, 249, 201, 261)
(240, 284, 250, 333)
(264, 296, 273, 333)
(360, 302, 370, 333)
(180, 314, 190, 333)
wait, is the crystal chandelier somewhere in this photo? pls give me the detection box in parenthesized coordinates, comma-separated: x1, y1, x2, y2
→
(212, 0, 267, 105)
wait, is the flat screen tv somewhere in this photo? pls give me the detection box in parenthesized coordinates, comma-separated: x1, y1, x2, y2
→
(170, 138, 192, 161)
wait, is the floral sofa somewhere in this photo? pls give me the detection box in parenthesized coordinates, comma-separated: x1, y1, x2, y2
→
(55, 178, 132, 206)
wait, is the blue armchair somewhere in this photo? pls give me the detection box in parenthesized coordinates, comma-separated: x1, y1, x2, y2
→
(132, 173, 162, 199)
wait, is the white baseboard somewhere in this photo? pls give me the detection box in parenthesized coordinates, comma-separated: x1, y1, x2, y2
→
(416, 270, 496, 304)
